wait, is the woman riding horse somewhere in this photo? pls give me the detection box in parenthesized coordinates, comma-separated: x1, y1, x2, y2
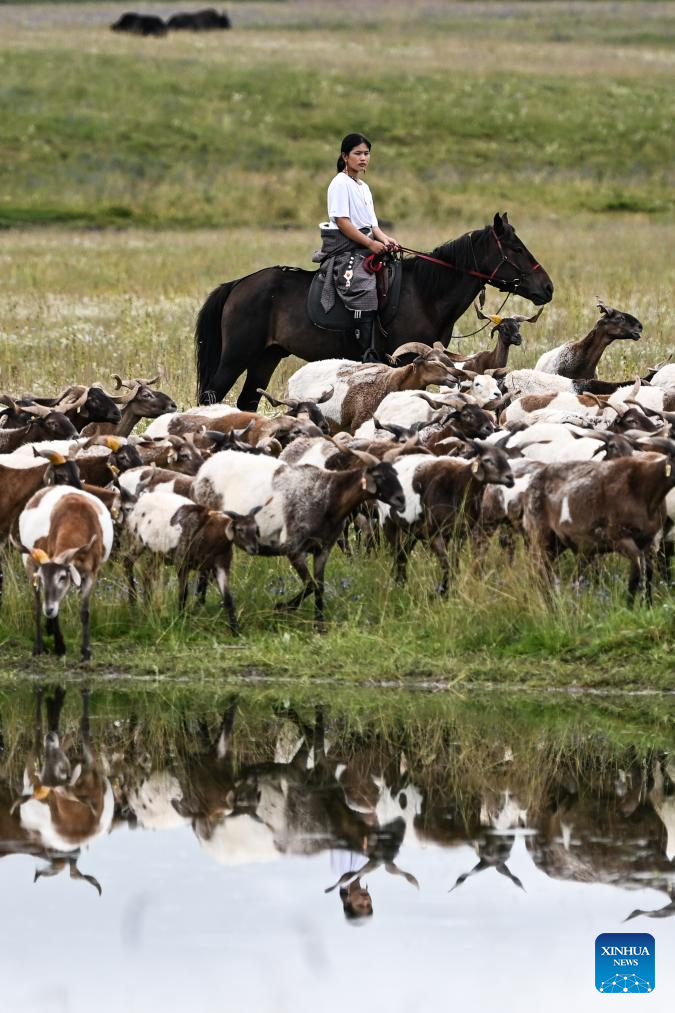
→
(313, 132, 399, 363)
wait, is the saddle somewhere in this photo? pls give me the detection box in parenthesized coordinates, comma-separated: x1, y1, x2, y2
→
(307, 258, 402, 332)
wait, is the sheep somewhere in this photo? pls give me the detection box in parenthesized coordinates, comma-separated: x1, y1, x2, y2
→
(0, 397, 78, 452)
(376, 441, 514, 593)
(191, 448, 405, 622)
(18, 487, 114, 659)
(80, 375, 177, 438)
(521, 441, 675, 604)
(124, 491, 262, 632)
(286, 345, 456, 434)
(534, 301, 642, 378)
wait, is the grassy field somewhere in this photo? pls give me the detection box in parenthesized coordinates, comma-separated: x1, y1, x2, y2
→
(1, 3, 675, 685)
(0, 2, 674, 227)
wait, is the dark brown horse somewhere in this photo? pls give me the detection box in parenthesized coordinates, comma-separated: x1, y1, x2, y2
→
(195, 213, 553, 411)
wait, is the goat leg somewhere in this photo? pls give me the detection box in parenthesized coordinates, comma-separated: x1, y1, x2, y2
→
(32, 584, 45, 656)
(312, 546, 332, 626)
(277, 552, 316, 612)
(124, 553, 138, 606)
(618, 538, 644, 607)
(214, 562, 238, 634)
(79, 575, 93, 661)
(176, 564, 191, 613)
(429, 532, 451, 596)
(196, 571, 209, 605)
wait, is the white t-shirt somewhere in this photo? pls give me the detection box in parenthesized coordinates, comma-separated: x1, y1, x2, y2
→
(324, 173, 379, 231)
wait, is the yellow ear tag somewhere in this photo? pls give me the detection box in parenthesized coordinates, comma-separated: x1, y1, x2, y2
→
(48, 452, 66, 465)
(666, 462, 672, 478)
(489, 315, 503, 325)
(105, 437, 122, 451)
(471, 459, 480, 474)
(30, 548, 49, 566)
(33, 785, 51, 800)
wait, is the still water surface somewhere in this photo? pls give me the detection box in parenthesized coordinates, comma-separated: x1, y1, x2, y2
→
(1, 684, 673, 1012)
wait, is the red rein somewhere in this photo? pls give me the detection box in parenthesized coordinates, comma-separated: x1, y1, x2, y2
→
(364, 229, 541, 283)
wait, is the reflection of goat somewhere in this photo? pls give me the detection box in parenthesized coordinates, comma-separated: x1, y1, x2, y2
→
(527, 754, 675, 920)
(5, 686, 111, 893)
(449, 791, 526, 893)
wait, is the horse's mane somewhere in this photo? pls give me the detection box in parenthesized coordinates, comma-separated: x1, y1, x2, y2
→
(404, 229, 484, 303)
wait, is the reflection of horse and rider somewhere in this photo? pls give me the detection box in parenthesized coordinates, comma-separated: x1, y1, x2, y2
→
(194, 132, 553, 411)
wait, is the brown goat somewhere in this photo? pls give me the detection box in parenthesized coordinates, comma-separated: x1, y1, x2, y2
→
(521, 443, 675, 603)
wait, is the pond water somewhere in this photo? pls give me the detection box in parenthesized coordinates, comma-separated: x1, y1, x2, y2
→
(1, 684, 673, 1012)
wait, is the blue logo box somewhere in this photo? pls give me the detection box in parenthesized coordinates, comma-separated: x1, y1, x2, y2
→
(595, 933, 655, 993)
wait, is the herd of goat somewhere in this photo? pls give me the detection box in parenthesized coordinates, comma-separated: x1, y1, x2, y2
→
(2, 298, 675, 661)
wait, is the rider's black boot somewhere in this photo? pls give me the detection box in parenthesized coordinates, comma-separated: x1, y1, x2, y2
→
(355, 313, 380, 363)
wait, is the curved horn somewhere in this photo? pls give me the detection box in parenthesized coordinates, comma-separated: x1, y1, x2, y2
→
(0, 393, 18, 412)
(54, 384, 89, 411)
(474, 303, 490, 321)
(22, 401, 57, 419)
(350, 448, 380, 467)
(511, 306, 544, 324)
(313, 387, 334, 405)
(257, 388, 295, 409)
(33, 448, 67, 464)
(391, 341, 432, 360)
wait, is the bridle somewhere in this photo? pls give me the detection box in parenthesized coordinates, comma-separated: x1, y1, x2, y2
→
(396, 227, 542, 292)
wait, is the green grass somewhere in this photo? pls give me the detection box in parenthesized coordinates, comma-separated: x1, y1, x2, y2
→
(0, 2, 674, 227)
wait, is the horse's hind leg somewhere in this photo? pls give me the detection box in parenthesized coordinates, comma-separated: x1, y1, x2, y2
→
(238, 346, 288, 412)
(200, 357, 247, 405)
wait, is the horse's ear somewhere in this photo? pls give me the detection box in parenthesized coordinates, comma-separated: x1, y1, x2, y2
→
(493, 213, 504, 235)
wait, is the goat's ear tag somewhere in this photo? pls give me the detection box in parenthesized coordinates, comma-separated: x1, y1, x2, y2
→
(666, 462, 672, 478)
(48, 452, 66, 465)
(360, 475, 368, 490)
(30, 548, 49, 566)
(489, 315, 503, 325)
(33, 785, 50, 800)
(471, 459, 480, 474)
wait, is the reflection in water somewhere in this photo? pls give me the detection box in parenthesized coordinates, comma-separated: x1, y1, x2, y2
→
(0, 685, 674, 930)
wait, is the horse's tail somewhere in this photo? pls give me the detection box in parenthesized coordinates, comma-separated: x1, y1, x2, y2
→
(194, 279, 239, 402)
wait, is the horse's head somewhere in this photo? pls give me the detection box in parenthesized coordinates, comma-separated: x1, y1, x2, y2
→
(483, 213, 554, 307)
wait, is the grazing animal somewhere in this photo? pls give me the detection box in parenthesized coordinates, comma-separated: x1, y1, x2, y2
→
(195, 214, 553, 411)
(535, 301, 642, 378)
(522, 442, 675, 604)
(286, 347, 456, 434)
(125, 491, 261, 632)
(191, 449, 405, 622)
(447, 304, 543, 374)
(80, 375, 177, 438)
(19, 487, 114, 659)
(0, 450, 82, 606)
(167, 9, 231, 30)
(110, 12, 167, 36)
(377, 441, 514, 593)
(0, 397, 78, 452)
